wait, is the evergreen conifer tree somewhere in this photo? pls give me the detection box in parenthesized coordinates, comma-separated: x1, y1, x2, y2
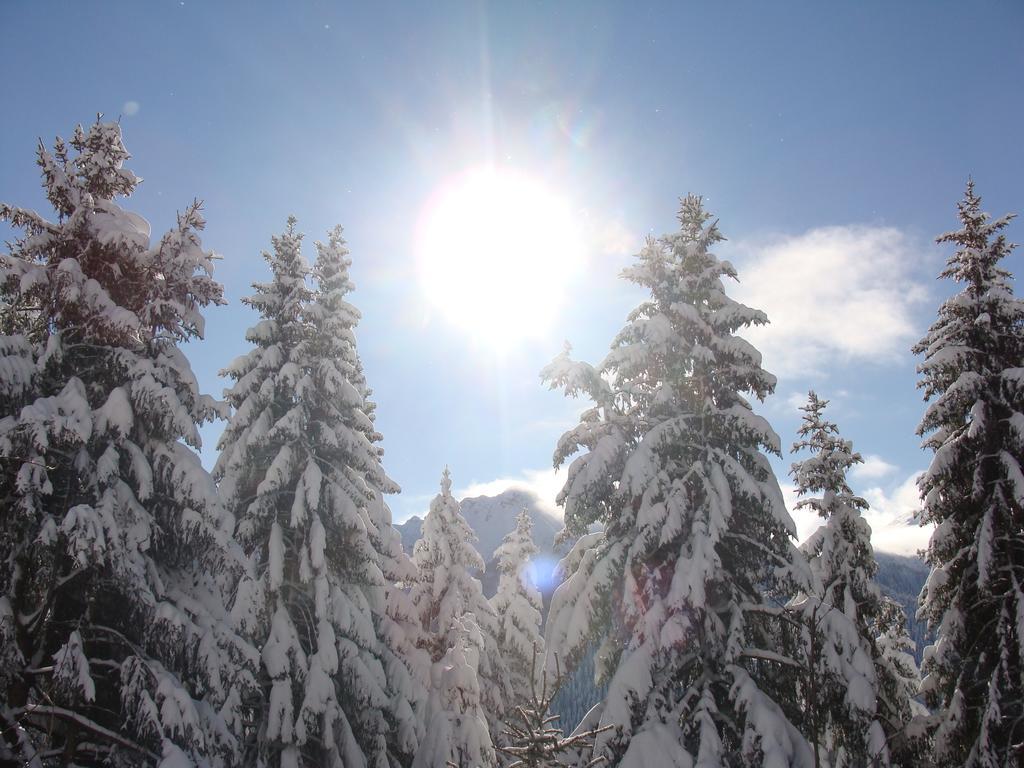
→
(413, 615, 496, 768)
(789, 392, 919, 767)
(914, 181, 1024, 767)
(0, 120, 253, 766)
(309, 225, 428, 764)
(216, 219, 403, 768)
(491, 509, 545, 711)
(409, 469, 511, 761)
(541, 195, 813, 767)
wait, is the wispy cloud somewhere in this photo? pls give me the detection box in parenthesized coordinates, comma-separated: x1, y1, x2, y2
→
(851, 453, 899, 481)
(785, 391, 812, 412)
(731, 226, 930, 377)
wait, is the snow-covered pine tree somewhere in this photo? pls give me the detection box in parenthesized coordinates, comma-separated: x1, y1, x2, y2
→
(308, 225, 428, 764)
(541, 195, 813, 767)
(789, 391, 919, 767)
(914, 181, 1024, 767)
(217, 219, 402, 768)
(414, 615, 496, 768)
(874, 601, 924, 766)
(409, 469, 512, 756)
(365, 488, 430, 765)
(0, 120, 253, 766)
(490, 509, 545, 712)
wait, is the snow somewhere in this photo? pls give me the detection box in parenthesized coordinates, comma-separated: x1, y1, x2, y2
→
(0, 120, 263, 766)
(214, 216, 417, 765)
(620, 724, 692, 767)
(490, 509, 545, 705)
(52, 630, 96, 703)
(788, 391, 920, 763)
(913, 180, 1024, 767)
(541, 196, 815, 765)
(409, 469, 514, 750)
(4, 118, 1018, 768)
(413, 616, 496, 768)
(269, 521, 285, 592)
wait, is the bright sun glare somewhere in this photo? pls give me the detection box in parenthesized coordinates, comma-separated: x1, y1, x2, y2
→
(416, 167, 583, 346)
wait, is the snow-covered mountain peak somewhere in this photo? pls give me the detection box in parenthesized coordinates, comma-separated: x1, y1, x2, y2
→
(459, 489, 563, 556)
(396, 487, 563, 559)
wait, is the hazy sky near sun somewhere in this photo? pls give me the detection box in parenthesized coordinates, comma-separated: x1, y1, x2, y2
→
(2, 1, 1022, 542)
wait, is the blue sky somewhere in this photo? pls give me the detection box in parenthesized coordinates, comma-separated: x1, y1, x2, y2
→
(2, 1, 1022, 548)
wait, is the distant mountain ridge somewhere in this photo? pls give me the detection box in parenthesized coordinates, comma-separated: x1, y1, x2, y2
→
(395, 487, 565, 596)
(396, 488, 563, 557)
(875, 551, 932, 659)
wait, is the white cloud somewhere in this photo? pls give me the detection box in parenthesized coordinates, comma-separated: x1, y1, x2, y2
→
(851, 453, 898, 480)
(782, 481, 818, 542)
(790, 470, 931, 557)
(391, 467, 570, 525)
(731, 226, 930, 377)
(786, 470, 931, 557)
(458, 467, 568, 521)
(770, 388, 851, 417)
(861, 472, 931, 556)
(785, 391, 811, 411)
(122, 100, 140, 117)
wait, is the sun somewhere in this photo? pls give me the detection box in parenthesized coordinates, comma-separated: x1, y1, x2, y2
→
(416, 167, 583, 346)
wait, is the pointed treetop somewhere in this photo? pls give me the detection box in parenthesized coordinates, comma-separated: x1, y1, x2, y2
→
(494, 508, 539, 575)
(441, 466, 453, 497)
(326, 222, 347, 252)
(312, 224, 356, 299)
(793, 390, 840, 446)
(515, 506, 532, 532)
(936, 179, 1017, 294)
(69, 117, 139, 201)
(269, 215, 304, 263)
(314, 224, 352, 273)
(798, 389, 828, 418)
(270, 215, 305, 268)
(676, 193, 724, 245)
(791, 390, 867, 516)
(21, 119, 140, 221)
(913, 180, 1021, 409)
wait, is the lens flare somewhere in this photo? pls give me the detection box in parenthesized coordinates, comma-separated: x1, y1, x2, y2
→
(527, 553, 561, 592)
